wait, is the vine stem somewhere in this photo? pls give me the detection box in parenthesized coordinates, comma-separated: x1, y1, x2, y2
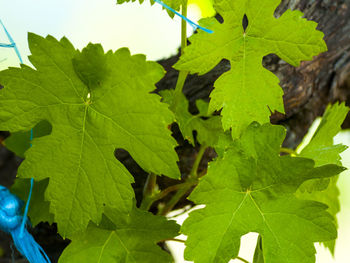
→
(171, 0, 189, 112)
(280, 147, 297, 155)
(154, 181, 197, 201)
(189, 144, 206, 179)
(159, 144, 207, 216)
(236, 256, 251, 263)
(140, 180, 198, 211)
(156, 2, 209, 216)
(159, 238, 186, 243)
(140, 173, 158, 210)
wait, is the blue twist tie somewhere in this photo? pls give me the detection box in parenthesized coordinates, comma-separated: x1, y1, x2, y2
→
(19, 129, 34, 238)
(0, 19, 23, 64)
(154, 0, 214, 34)
(1, 20, 49, 263)
(0, 186, 51, 263)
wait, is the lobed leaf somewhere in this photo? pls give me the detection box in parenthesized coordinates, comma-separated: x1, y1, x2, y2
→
(175, 0, 327, 137)
(0, 34, 179, 237)
(182, 123, 344, 263)
(11, 178, 54, 226)
(4, 120, 51, 158)
(59, 208, 179, 263)
(161, 89, 223, 146)
(296, 102, 349, 253)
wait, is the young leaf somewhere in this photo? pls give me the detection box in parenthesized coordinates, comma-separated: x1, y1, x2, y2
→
(4, 120, 51, 158)
(175, 0, 327, 137)
(253, 236, 264, 263)
(117, 0, 186, 18)
(298, 102, 349, 167)
(0, 33, 179, 237)
(296, 102, 349, 253)
(11, 178, 54, 226)
(182, 123, 344, 263)
(59, 208, 179, 263)
(161, 89, 223, 146)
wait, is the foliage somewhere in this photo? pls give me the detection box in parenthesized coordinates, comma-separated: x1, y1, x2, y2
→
(182, 123, 344, 263)
(0, 0, 346, 263)
(11, 178, 54, 226)
(59, 208, 179, 263)
(0, 34, 179, 237)
(161, 89, 223, 146)
(4, 120, 51, 159)
(296, 102, 349, 253)
(175, 0, 327, 137)
(117, 0, 186, 18)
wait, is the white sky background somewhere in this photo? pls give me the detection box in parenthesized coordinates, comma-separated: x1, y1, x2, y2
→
(0, 0, 202, 68)
(1, 1, 350, 262)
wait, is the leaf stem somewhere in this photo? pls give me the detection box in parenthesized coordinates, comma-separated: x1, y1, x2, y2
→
(159, 144, 207, 215)
(141, 179, 198, 211)
(180, 1, 188, 55)
(189, 144, 206, 179)
(171, 1, 189, 111)
(236, 256, 251, 263)
(156, 2, 208, 216)
(280, 147, 297, 155)
(140, 173, 158, 210)
(155, 181, 197, 200)
(160, 238, 186, 243)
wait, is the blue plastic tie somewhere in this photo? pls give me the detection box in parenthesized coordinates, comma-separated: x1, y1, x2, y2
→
(0, 19, 23, 64)
(154, 0, 214, 34)
(19, 129, 34, 238)
(0, 19, 50, 263)
(0, 18, 32, 238)
(0, 186, 51, 263)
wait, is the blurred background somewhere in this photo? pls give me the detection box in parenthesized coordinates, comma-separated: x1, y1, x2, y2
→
(1, 0, 349, 262)
(0, 0, 214, 68)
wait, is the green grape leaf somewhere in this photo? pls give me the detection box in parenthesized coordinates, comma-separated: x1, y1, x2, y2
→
(161, 89, 222, 146)
(59, 208, 179, 263)
(299, 102, 349, 167)
(11, 178, 54, 226)
(253, 236, 264, 263)
(0, 33, 179, 237)
(182, 123, 344, 263)
(4, 120, 51, 158)
(175, 0, 327, 137)
(117, 0, 186, 18)
(296, 102, 349, 253)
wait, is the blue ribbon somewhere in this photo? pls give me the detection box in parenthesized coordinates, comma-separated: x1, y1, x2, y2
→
(0, 186, 51, 263)
(19, 129, 34, 238)
(0, 19, 23, 64)
(154, 0, 214, 34)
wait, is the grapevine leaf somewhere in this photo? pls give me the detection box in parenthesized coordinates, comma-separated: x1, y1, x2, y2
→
(59, 208, 179, 263)
(182, 123, 344, 263)
(4, 120, 51, 158)
(175, 0, 327, 137)
(0, 34, 179, 237)
(298, 102, 349, 167)
(296, 102, 349, 253)
(117, 0, 186, 18)
(11, 178, 54, 226)
(253, 236, 264, 263)
(161, 89, 222, 146)
(195, 99, 212, 116)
